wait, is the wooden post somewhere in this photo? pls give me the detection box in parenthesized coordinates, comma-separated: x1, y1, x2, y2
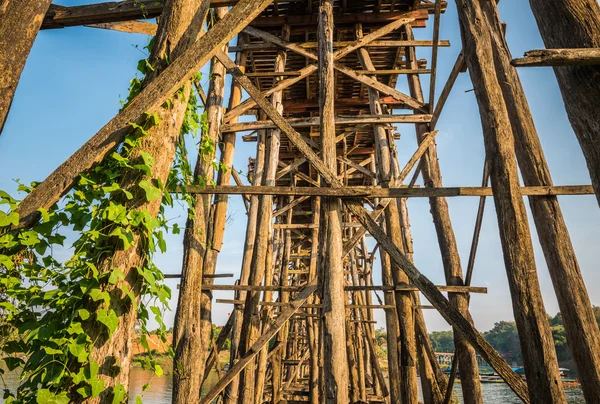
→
(356, 23, 418, 404)
(526, 0, 600, 206)
(454, 1, 566, 402)
(75, 1, 211, 402)
(307, 197, 321, 404)
(237, 22, 290, 402)
(404, 24, 483, 404)
(172, 8, 228, 403)
(0, 0, 52, 135)
(482, 3, 600, 402)
(318, 1, 350, 402)
(223, 34, 254, 404)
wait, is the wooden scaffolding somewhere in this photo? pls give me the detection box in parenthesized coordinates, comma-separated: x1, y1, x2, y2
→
(1, 0, 600, 403)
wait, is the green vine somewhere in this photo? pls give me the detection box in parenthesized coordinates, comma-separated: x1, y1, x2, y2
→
(0, 37, 208, 404)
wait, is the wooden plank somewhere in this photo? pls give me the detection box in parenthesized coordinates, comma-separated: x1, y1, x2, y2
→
(181, 185, 594, 197)
(13, 0, 275, 232)
(221, 114, 432, 132)
(512, 48, 600, 67)
(197, 284, 488, 293)
(200, 284, 318, 404)
(85, 20, 157, 35)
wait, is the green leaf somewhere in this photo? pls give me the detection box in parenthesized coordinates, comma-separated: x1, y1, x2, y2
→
(136, 396, 143, 404)
(19, 230, 40, 246)
(108, 268, 125, 285)
(138, 180, 161, 202)
(68, 340, 88, 363)
(156, 230, 166, 253)
(90, 378, 105, 398)
(0, 255, 14, 270)
(78, 309, 90, 320)
(108, 227, 134, 250)
(0, 211, 19, 227)
(3, 356, 24, 371)
(36, 389, 70, 404)
(154, 364, 163, 377)
(44, 346, 64, 355)
(89, 288, 110, 306)
(97, 308, 119, 336)
(112, 383, 126, 404)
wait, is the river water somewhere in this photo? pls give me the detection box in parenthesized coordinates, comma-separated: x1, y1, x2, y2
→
(0, 366, 586, 403)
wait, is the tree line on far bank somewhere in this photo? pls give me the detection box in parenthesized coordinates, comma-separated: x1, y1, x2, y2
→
(427, 306, 600, 367)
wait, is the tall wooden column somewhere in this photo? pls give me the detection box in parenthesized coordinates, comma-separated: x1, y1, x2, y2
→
(482, 3, 600, 402)
(173, 9, 229, 403)
(318, 1, 350, 402)
(238, 25, 290, 402)
(526, 0, 600, 206)
(224, 34, 254, 404)
(454, 1, 566, 402)
(355, 24, 418, 404)
(0, 0, 51, 135)
(404, 24, 483, 404)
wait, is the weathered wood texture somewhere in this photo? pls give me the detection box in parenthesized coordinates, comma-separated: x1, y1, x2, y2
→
(84, 0, 208, 402)
(13, 0, 275, 232)
(0, 0, 52, 135)
(183, 184, 594, 197)
(405, 23, 483, 404)
(318, 2, 350, 402)
(512, 48, 600, 67)
(172, 7, 228, 403)
(455, 0, 566, 402)
(482, 3, 600, 402)
(200, 284, 318, 404)
(526, 0, 600, 206)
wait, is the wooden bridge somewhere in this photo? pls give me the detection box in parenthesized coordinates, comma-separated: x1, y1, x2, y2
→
(2, 0, 600, 403)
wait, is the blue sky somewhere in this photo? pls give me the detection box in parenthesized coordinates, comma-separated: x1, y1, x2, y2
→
(0, 0, 598, 332)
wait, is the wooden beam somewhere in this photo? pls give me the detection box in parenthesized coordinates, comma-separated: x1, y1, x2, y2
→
(13, 0, 274, 232)
(0, 0, 52, 135)
(181, 185, 594, 197)
(221, 114, 431, 132)
(229, 40, 450, 52)
(200, 284, 318, 404)
(192, 284, 488, 293)
(512, 48, 600, 67)
(85, 20, 157, 35)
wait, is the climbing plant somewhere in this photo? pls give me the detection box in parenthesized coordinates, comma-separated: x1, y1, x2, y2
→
(0, 38, 208, 403)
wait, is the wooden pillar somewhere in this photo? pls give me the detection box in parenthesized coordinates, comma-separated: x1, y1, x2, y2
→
(318, 1, 350, 402)
(226, 121, 266, 404)
(454, 1, 566, 402)
(482, 3, 600, 402)
(526, 0, 600, 206)
(173, 8, 228, 403)
(238, 22, 290, 401)
(0, 0, 52, 135)
(356, 23, 418, 404)
(404, 24, 483, 404)
(307, 197, 321, 404)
